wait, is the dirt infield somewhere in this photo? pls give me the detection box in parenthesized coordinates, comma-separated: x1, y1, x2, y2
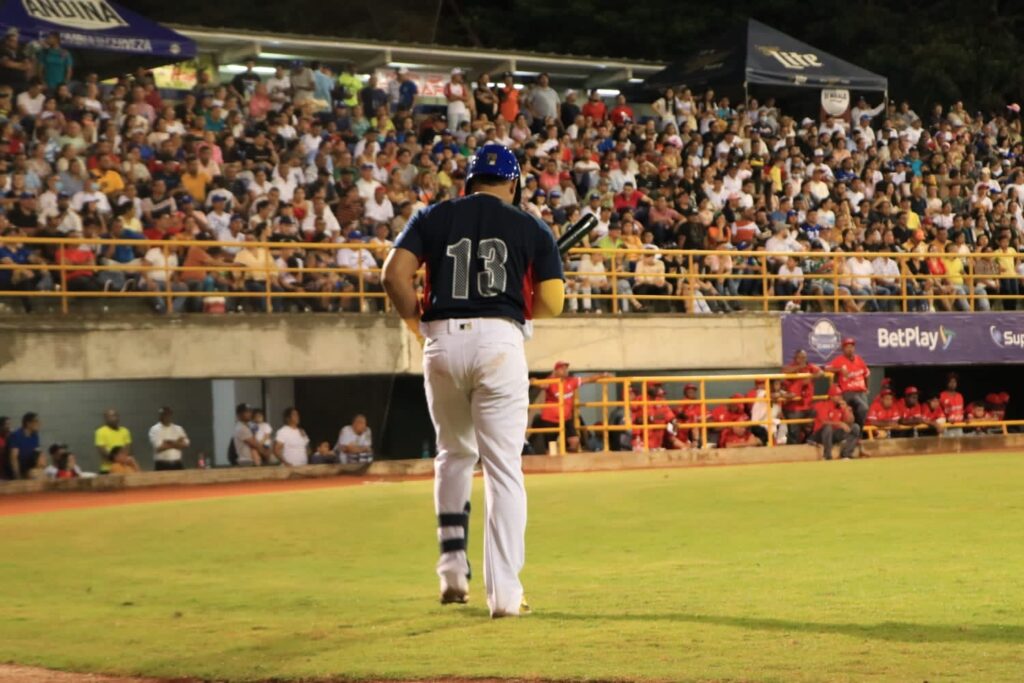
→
(0, 475, 432, 517)
(0, 666, 583, 683)
(0, 665, 177, 682)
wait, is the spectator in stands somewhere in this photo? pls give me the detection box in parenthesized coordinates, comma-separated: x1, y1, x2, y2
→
(232, 403, 265, 466)
(95, 408, 131, 475)
(148, 406, 190, 471)
(108, 445, 141, 474)
(336, 414, 373, 463)
(827, 337, 870, 426)
(749, 380, 787, 445)
(444, 68, 471, 131)
(527, 73, 559, 132)
(45, 444, 83, 479)
(251, 408, 274, 456)
(7, 411, 40, 480)
(273, 406, 309, 468)
(810, 386, 860, 460)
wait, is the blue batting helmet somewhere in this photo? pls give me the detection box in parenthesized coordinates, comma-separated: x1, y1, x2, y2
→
(466, 144, 521, 204)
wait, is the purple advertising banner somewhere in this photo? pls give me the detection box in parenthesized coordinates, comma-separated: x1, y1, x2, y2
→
(782, 313, 1024, 366)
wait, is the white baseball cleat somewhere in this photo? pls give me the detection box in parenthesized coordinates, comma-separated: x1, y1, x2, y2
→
(491, 595, 531, 619)
(439, 571, 469, 605)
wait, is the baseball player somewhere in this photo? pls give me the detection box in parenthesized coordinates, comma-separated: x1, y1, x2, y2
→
(382, 143, 565, 618)
(531, 361, 611, 453)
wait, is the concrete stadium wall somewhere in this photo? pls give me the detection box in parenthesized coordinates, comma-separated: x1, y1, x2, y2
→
(0, 380, 215, 472)
(5, 434, 1021, 497)
(0, 314, 783, 381)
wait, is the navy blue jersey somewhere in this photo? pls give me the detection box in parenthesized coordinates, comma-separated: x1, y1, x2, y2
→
(394, 194, 564, 324)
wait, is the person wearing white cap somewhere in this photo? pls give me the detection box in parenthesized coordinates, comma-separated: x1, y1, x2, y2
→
(444, 67, 471, 131)
(850, 96, 885, 126)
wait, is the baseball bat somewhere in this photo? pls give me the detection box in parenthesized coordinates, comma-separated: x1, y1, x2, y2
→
(557, 214, 599, 255)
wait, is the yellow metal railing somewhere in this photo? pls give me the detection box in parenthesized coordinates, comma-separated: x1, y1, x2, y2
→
(0, 237, 1019, 314)
(529, 373, 1023, 454)
(527, 372, 833, 455)
(863, 419, 1024, 438)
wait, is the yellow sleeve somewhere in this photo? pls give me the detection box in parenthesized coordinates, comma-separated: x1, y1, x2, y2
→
(533, 278, 565, 319)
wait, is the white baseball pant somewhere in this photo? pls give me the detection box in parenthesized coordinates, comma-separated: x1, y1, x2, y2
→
(422, 317, 529, 616)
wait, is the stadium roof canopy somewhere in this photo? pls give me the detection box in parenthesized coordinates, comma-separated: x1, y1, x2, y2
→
(171, 24, 666, 91)
(646, 19, 887, 92)
(0, 0, 196, 72)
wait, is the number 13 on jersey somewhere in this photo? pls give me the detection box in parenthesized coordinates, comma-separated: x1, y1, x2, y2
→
(445, 237, 509, 299)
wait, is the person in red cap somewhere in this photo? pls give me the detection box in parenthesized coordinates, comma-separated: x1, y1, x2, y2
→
(677, 383, 706, 446)
(809, 385, 860, 459)
(631, 383, 680, 450)
(532, 361, 610, 453)
(826, 337, 870, 427)
(781, 349, 824, 443)
(867, 389, 903, 437)
(897, 387, 935, 435)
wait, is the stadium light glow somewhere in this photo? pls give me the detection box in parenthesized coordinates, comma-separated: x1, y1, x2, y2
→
(220, 64, 277, 75)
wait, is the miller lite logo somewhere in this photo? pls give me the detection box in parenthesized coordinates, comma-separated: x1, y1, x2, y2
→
(756, 45, 823, 71)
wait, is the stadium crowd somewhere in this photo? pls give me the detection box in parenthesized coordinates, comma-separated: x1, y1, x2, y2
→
(0, 28, 1022, 313)
(0, 403, 373, 479)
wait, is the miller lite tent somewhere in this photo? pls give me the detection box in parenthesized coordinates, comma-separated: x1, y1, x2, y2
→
(0, 0, 196, 73)
(646, 19, 887, 93)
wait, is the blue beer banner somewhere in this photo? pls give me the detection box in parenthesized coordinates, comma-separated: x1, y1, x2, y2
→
(782, 313, 1024, 366)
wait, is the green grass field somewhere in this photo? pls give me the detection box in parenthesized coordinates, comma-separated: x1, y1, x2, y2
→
(2, 453, 1024, 682)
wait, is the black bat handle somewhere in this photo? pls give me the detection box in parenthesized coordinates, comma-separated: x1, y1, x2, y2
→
(557, 214, 599, 255)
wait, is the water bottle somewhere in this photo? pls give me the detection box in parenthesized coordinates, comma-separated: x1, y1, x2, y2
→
(197, 451, 207, 469)
(420, 440, 431, 459)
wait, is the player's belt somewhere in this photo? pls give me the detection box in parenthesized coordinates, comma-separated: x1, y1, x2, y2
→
(421, 317, 525, 339)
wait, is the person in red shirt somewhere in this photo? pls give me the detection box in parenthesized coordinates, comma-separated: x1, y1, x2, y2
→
(719, 425, 760, 448)
(966, 401, 998, 434)
(662, 416, 689, 450)
(612, 182, 649, 213)
(920, 396, 947, 435)
(710, 393, 749, 447)
(55, 233, 102, 291)
(781, 349, 823, 443)
(826, 337, 870, 427)
(986, 392, 1010, 422)
(867, 389, 903, 437)
(897, 387, 927, 435)
(677, 383, 706, 446)
(581, 90, 606, 123)
(498, 72, 519, 123)
(631, 384, 677, 450)
(939, 373, 965, 423)
(532, 361, 610, 453)
(608, 94, 634, 127)
(810, 385, 860, 460)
